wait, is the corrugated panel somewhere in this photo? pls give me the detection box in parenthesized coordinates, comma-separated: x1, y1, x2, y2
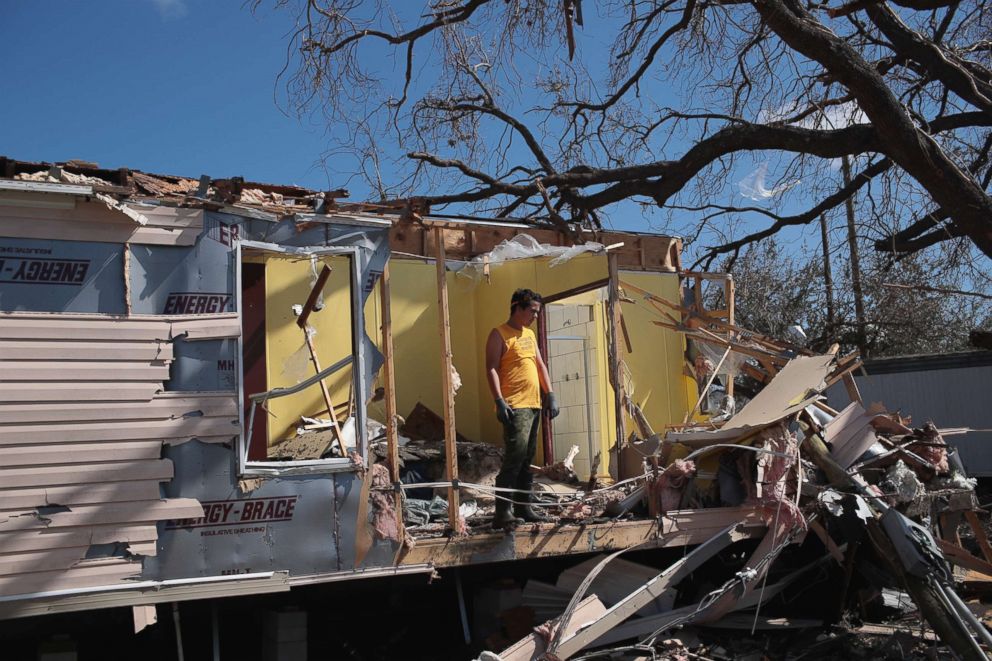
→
(0, 316, 172, 341)
(0, 525, 158, 554)
(829, 364, 992, 475)
(0, 340, 173, 361)
(0, 460, 174, 489)
(0, 559, 144, 596)
(0, 393, 235, 424)
(0, 499, 203, 532)
(0, 482, 164, 511)
(0, 416, 238, 445)
(0, 201, 203, 247)
(171, 314, 241, 340)
(0, 361, 171, 382)
(0, 382, 162, 402)
(0, 441, 163, 467)
(0, 312, 239, 600)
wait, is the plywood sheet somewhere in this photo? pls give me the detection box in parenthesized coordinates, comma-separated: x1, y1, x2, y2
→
(668, 355, 835, 445)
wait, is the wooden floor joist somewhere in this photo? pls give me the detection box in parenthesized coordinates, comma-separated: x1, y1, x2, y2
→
(400, 506, 767, 568)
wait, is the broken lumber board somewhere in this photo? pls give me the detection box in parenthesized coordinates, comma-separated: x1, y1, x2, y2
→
(937, 539, 992, 577)
(550, 524, 748, 658)
(434, 227, 460, 532)
(498, 594, 606, 661)
(399, 507, 767, 568)
(823, 402, 878, 469)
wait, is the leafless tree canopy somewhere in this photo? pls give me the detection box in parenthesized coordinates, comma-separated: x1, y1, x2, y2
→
(262, 0, 992, 267)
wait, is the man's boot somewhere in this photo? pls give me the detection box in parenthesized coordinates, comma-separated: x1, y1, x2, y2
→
(493, 476, 523, 530)
(514, 475, 551, 523)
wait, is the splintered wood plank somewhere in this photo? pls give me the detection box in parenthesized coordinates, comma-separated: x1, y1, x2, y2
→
(434, 227, 460, 531)
(400, 510, 767, 567)
(965, 510, 992, 564)
(380, 261, 401, 485)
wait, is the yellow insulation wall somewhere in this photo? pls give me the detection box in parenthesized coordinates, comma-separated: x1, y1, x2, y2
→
(263, 254, 355, 444)
(255, 248, 690, 473)
(470, 253, 611, 460)
(620, 271, 691, 434)
(365, 259, 483, 441)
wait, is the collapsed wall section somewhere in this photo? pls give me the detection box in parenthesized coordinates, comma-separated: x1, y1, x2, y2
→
(0, 313, 240, 600)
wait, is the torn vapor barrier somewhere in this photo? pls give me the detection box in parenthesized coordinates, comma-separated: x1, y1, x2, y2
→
(454, 233, 608, 280)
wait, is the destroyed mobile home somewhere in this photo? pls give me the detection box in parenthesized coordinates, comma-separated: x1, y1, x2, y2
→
(0, 157, 989, 658)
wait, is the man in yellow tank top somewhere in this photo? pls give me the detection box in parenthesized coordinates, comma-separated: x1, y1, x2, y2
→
(485, 288, 560, 529)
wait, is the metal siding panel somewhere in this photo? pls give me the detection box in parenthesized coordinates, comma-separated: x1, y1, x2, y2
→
(166, 338, 238, 392)
(0, 339, 172, 361)
(0, 393, 236, 424)
(0, 416, 238, 445)
(0, 317, 171, 341)
(0, 238, 125, 314)
(0, 525, 158, 554)
(147, 441, 339, 580)
(0, 382, 162, 402)
(0, 482, 164, 510)
(0, 361, 170, 381)
(830, 365, 992, 475)
(0, 460, 174, 489)
(0, 499, 203, 532)
(0, 441, 163, 466)
(0, 560, 143, 597)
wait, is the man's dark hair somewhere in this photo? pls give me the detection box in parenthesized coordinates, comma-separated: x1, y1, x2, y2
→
(510, 288, 542, 313)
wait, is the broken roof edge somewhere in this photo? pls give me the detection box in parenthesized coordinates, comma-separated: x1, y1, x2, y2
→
(0, 155, 683, 242)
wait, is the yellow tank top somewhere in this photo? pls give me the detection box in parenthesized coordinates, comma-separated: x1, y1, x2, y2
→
(496, 323, 541, 409)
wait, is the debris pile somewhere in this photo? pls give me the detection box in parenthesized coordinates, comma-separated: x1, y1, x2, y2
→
(467, 347, 992, 660)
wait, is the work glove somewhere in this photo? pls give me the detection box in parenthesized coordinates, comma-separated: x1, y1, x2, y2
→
(496, 398, 514, 424)
(544, 392, 560, 419)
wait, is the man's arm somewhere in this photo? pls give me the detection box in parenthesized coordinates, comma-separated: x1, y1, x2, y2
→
(485, 328, 505, 401)
(536, 347, 560, 419)
(535, 348, 553, 395)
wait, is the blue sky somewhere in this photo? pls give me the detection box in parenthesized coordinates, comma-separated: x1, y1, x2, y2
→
(0, 1, 914, 263)
(1, 1, 341, 190)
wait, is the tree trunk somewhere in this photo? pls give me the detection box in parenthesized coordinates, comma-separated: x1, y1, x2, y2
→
(820, 213, 836, 342)
(841, 157, 867, 357)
